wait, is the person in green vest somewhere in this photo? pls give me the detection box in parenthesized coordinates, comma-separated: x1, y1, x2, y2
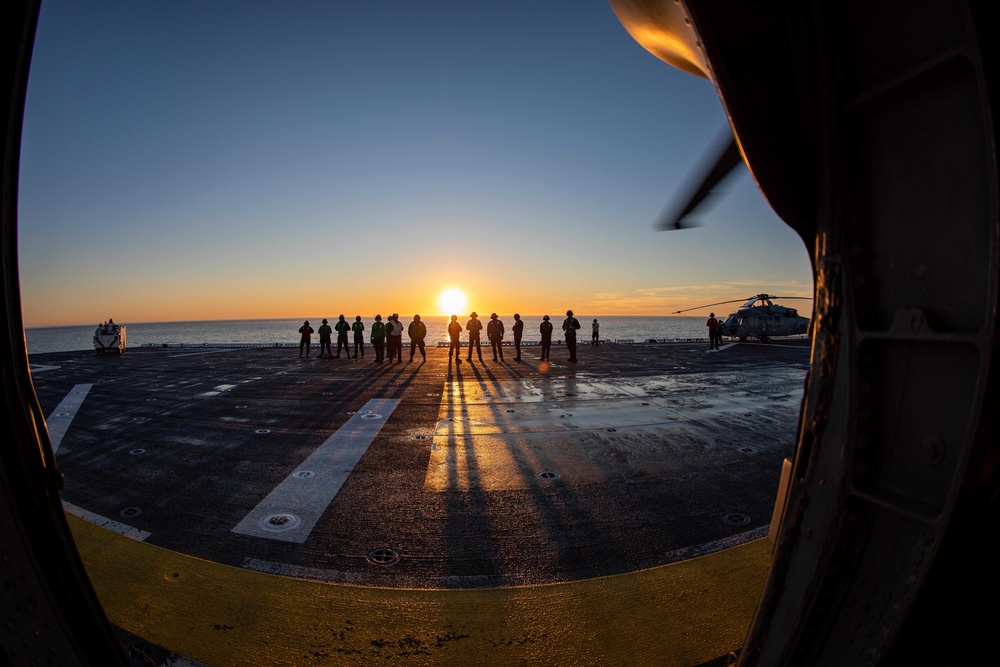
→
(317, 318, 333, 359)
(466, 312, 484, 363)
(562, 309, 581, 362)
(334, 314, 351, 358)
(352, 316, 365, 359)
(370, 314, 387, 363)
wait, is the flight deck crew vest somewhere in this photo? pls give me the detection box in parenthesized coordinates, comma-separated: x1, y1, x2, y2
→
(371, 322, 386, 340)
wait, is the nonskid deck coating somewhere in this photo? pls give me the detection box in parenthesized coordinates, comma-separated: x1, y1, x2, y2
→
(31, 340, 809, 590)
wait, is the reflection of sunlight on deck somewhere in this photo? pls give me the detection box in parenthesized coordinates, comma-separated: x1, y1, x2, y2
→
(427, 374, 672, 492)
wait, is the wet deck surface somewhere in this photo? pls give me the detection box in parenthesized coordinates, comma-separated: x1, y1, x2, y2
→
(31, 340, 809, 590)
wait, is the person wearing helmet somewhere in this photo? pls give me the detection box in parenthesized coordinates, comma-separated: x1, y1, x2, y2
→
(539, 315, 553, 361)
(298, 320, 314, 357)
(487, 313, 505, 362)
(562, 309, 581, 362)
(334, 315, 351, 358)
(352, 316, 365, 359)
(706, 312, 720, 350)
(317, 318, 333, 359)
(466, 312, 484, 363)
(447, 315, 463, 365)
(592, 319, 600, 346)
(408, 314, 427, 362)
(512, 313, 524, 362)
(370, 314, 387, 363)
(388, 313, 404, 363)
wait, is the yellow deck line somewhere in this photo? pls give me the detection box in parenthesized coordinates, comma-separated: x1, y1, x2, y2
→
(69, 514, 769, 666)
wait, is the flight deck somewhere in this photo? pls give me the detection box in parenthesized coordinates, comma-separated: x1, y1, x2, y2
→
(29, 340, 809, 665)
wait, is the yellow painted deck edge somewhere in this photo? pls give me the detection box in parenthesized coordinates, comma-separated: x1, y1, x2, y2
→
(69, 515, 769, 667)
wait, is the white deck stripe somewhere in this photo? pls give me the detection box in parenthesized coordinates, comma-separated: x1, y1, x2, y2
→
(232, 398, 400, 543)
(169, 348, 239, 357)
(62, 501, 150, 541)
(46, 383, 93, 453)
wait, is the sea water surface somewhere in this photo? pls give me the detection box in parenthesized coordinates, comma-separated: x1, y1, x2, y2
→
(26, 316, 720, 355)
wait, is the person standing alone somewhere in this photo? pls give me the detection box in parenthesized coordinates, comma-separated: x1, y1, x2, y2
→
(334, 315, 351, 358)
(448, 315, 463, 365)
(466, 312, 484, 363)
(512, 313, 524, 362)
(352, 316, 365, 359)
(706, 312, 720, 350)
(388, 313, 404, 363)
(562, 309, 581, 362)
(408, 314, 427, 362)
(592, 319, 600, 346)
(298, 320, 314, 357)
(370, 315, 386, 363)
(317, 319, 333, 359)
(487, 313, 505, 362)
(539, 315, 553, 361)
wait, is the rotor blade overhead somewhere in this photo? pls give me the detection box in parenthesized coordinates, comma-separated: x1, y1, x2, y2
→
(657, 131, 743, 231)
(672, 298, 749, 314)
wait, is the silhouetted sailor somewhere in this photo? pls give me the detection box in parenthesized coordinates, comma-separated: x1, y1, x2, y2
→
(370, 315, 386, 363)
(592, 319, 600, 346)
(317, 319, 333, 358)
(539, 315, 553, 361)
(466, 312, 484, 362)
(487, 313, 505, 362)
(298, 320, 314, 357)
(562, 309, 581, 362)
(334, 315, 351, 358)
(706, 312, 720, 350)
(388, 313, 404, 363)
(512, 314, 524, 361)
(352, 316, 365, 358)
(448, 315, 462, 364)
(408, 314, 427, 362)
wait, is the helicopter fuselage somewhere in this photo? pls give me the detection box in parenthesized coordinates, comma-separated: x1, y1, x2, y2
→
(720, 304, 809, 342)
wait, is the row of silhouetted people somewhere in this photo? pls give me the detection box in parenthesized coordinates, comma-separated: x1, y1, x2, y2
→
(297, 311, 587, 364)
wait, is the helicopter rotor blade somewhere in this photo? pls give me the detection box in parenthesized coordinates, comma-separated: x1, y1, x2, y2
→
(656, 130, 743, 231)
(672, 297, 752, 314)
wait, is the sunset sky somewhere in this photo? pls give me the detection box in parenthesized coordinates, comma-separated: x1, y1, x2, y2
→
(18, 1, 813, 328)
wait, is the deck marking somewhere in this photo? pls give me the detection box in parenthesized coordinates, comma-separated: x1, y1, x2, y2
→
(169, 348, 239, 357)
(29, 363, 61, 373)
(46, 383, 93, 453)
(232, 397, 400, 543)
(62, 501, 150, 541)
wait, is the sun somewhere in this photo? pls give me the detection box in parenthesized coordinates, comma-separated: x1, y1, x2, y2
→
(437, 288, 469, 315)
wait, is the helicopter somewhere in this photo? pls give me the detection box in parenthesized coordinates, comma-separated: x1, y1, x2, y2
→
(674, 293, 810, 342)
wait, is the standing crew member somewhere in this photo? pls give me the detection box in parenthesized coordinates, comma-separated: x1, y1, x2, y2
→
(371, 315, 386, 363)
(298, 320, 314, 357)
(512, 314, 524, 362)
(352, 316, 365, 358)
(466, 312, 484, 363)
(562, 309, 581, 362)
(706, 312, 720, 350)
(539, 315, 553, 361)
(408, 314, 427, 362)
(388, 313, 404, 363)
(448, 315, 463, 365)
(487, 313, 505, 362)
(334, 315, 351, 358)
(317, 319, 333, 359)
(592, 319, 600, 346)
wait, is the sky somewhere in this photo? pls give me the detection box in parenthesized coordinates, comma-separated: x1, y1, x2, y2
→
(17, 1, 813, 328)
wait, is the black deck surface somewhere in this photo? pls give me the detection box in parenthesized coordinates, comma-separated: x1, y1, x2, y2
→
(30, 340, 809, 589)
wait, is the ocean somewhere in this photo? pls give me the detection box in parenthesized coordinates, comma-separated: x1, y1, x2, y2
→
(25, 316, 721, 355)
